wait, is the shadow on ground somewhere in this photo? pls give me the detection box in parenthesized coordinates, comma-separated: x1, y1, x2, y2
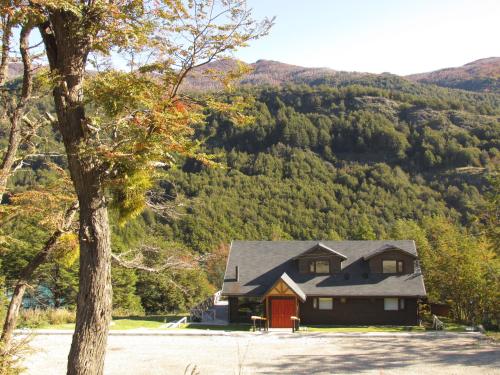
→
(248, 335, 499, 374)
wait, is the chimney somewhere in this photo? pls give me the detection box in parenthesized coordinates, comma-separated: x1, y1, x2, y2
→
(235, 266, 239, 282)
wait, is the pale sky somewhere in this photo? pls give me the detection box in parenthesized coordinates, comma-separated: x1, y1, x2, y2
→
(234, 0, 500, 75)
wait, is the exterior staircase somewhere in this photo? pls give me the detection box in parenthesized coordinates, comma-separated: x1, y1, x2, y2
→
(189, 290, 228, 325)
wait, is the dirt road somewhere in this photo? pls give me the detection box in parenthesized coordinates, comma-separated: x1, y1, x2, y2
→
(21, 331, 500, 374)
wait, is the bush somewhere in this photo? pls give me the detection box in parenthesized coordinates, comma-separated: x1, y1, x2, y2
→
(0, 338, 31, 375)
(18, 308, 75, 328)
(112, 307, 145, 318)
(46, 308, 76, 325)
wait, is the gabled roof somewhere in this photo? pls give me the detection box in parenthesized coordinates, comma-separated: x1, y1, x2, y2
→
(222, 240, 426, 298)
(292, 242, 348, 261)
(363, 243, 418, 261)
(261, 272, 306, 302)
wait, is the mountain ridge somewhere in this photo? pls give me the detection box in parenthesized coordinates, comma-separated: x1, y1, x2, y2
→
(406, 57, 500, 93)
(7, 57, 500, 93)
(182, 57, 500, 93)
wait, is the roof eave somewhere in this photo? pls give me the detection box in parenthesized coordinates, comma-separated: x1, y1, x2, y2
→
(363, 245, 418, 261)
(293, 242, 348, 261)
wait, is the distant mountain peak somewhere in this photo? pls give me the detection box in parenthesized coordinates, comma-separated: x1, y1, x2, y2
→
(406, 57, 500, 93)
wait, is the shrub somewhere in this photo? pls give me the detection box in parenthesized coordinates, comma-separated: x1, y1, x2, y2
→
(18, 308, 75, 328)
(0, 336, 32, 375)
(112, 307, 145, 318)
(47, 308, 76, 325)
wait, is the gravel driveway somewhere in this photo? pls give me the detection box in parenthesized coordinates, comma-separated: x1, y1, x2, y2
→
(21, 331, 500, 374)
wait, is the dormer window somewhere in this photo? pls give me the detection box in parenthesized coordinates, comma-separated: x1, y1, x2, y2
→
(382, 260, 404, 274)
(295, 242, 347, 274)
(309, 260, 330, 274)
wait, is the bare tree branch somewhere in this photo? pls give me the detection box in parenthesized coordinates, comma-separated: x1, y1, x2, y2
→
(110, 244, 196, 273)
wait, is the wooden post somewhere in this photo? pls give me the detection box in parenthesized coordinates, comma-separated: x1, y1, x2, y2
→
(265, 296, 269, 329)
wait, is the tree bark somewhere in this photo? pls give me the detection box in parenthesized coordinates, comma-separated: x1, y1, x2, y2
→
(39, 14, 113, 375)
(0, 14, 12, 86)
(0, 202, 78, 351)
(0, 24, 33, 201)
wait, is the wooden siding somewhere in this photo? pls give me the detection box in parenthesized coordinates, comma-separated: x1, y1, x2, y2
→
(368, 250, 415, 274)
(266, 279, 296, 297)
(299, 297, 418, 325)
(228, 296, 419, 325)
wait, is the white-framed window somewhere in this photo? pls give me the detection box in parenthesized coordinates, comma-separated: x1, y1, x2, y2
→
(315, 260, 330, 273)
(383, 260, 404, 273)
(382, 260, 397, 273)
(318, 297, 333, 310)
(384, 297, 399, 311)
(309, 260, 330, 274)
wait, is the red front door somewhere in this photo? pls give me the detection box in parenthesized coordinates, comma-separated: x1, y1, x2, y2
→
(270, 298, 296, 328)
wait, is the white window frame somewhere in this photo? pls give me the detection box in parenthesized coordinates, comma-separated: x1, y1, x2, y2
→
(318, 297, 333, 310)
(384, 297, 399, 311)
(382, 260, 397, 274)
(315, 260, 330, 274)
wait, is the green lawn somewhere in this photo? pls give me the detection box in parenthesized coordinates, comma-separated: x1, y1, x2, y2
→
(38, 315, 185, 330)
(34, 315, 471, 333)
(181, 324, 426, 333)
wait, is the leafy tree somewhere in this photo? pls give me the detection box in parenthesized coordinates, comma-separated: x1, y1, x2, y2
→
(351, 215, 377, 240)
(136, 269, 213, 314)
(392, 218, 499, 325)
(204, 243, 229, 288)
(0, 168, 78, 349)
(1, 0, 272, 372)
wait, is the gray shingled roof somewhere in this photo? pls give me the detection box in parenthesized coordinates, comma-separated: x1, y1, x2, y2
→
(222, 240, 426, 298)
(363, 244, 417, 260)
(292, 242, 347, 260)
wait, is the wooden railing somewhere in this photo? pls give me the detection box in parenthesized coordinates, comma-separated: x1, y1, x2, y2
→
(189, 290, 222, 322)
(432, 314, 444, 330)
(165, 316, 187, 328)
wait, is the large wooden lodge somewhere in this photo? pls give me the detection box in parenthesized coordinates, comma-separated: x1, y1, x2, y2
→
(222, 241, 427, 328)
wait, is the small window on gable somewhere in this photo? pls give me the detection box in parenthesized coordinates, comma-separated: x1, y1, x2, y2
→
(315, 260, 330, 273)
(309, 260, 330, 274)
(384, 298, 398, 311)
(382, 260, 397, 273)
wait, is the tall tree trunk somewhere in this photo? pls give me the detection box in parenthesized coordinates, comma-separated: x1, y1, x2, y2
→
(39, 15, 113, 375)
(67, 198, 111, 375)
(0, 201, 78, 351)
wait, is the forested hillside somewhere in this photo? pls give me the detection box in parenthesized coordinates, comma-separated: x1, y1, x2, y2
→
(163, 84, 498, 251)
(2, 76, 499, 321)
